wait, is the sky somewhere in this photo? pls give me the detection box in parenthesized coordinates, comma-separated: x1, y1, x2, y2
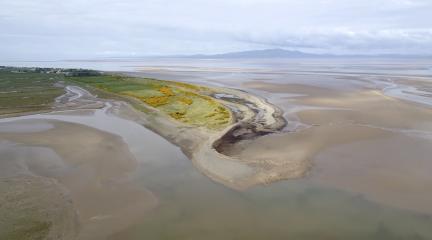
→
(1, 0, 431, 60)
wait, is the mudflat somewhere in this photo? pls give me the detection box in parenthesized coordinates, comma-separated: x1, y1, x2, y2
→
(238, 75, 432, 214)
(1, 60, 432, 239)
(134, 59, 432, 215)
(0, 119, 157, 239)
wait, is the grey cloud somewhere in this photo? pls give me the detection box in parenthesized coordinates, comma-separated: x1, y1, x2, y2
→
(237, 28, 432, 54)
(0, 0, 431, 59)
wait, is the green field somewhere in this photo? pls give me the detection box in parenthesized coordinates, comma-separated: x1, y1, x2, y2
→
(68, 75, 232, 129)
(0, 69, 65, 116)
(0, 67, 232, 129)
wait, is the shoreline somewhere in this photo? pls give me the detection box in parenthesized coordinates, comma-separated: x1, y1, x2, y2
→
(104, 73, 299, 189)
(0, 69, 305, 190)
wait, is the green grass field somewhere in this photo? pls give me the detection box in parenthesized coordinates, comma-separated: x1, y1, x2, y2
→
(0, 69, 65, 115)
(68, 75, 232, 129)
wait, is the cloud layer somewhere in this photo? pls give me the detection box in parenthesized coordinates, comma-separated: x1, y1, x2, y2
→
(1, 0, 431, 59)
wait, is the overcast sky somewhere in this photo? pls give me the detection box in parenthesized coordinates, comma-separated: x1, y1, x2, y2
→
(1, 0, 431, 60)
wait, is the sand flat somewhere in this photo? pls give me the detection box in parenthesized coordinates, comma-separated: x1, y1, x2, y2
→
(236, 78, 432, 214)
(2, 60, 432, 239)
(0, 118, 158, 239)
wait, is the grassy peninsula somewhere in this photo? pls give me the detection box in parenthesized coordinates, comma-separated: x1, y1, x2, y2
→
(0, 66, 291, 191)
(68, 75, 232, 130)
(0, 67, 232, 130)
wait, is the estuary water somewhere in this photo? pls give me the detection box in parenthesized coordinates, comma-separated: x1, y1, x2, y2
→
(1, 58, 432, 239)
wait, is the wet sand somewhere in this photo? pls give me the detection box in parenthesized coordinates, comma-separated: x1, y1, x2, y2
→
(130, 59, 432, 215)
(1, 58, 432, 239)
(3, 114, 432, 239)
(237, 79, 432, 214)
(0, 119, 157, 239)
(313, 134, 432, 214)
(0, 100, 186, 239)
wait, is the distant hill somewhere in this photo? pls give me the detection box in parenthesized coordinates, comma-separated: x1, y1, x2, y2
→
(175, 48, 430, 59)
(185, 49, 316, 58)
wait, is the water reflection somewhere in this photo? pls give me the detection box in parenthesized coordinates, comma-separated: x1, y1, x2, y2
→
(1, 58, 432, 239)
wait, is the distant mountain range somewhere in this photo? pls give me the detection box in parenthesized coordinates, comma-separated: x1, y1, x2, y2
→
(174, 48, 430, 59)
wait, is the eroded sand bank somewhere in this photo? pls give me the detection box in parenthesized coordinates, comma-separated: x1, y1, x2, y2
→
(105, 81, 292, 190)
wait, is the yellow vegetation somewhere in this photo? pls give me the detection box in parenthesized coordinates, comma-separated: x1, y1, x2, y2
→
(179, 97, 193, 105)
(144, 96, 169, 107)
(159, 86, 174, 96)
(82, 75, 232, 129)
